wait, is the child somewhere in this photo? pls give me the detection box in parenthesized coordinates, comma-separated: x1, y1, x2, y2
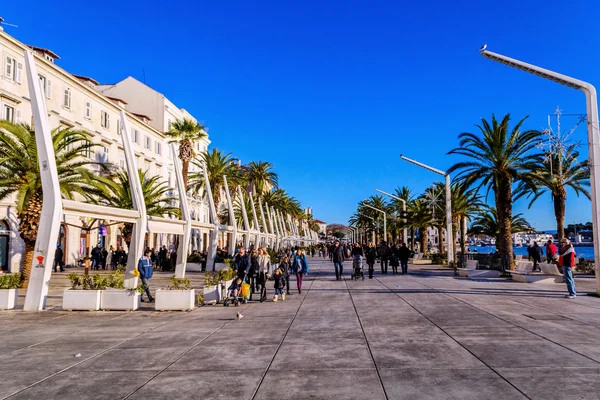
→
(273, 267, 286, 302)
(279, 257, 292, 296)
(229, 278, 243, 297)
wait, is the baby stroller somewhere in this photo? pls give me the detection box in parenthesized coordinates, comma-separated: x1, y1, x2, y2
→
(223, 276, 250, 307)
(352, 255, 365, 281)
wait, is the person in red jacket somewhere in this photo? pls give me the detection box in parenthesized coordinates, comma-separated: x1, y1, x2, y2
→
(558, 238, 576, 298)
(546, 239, 558, 263)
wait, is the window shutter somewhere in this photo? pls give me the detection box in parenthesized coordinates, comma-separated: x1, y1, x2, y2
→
(16, 61, 23, 83)
(106, 113, 110, 129)
(46, 79, 52, 99)
(15, 109, 22, 123)
(4, 56, 11, 78)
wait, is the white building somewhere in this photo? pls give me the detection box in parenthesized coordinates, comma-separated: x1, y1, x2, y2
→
(314, 219, 327, 235)
(0, 29, 211, 272)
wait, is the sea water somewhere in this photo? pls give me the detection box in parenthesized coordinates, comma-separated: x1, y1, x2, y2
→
(468, 245, 595, 259)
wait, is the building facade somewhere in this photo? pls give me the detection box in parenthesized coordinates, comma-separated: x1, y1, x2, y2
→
(0, 29, 211, 272)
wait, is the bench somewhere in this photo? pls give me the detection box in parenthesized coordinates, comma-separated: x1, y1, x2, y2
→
(457, 260, 479, 277)
(540, 262, 565, 283)
(511, 261, 564, 284)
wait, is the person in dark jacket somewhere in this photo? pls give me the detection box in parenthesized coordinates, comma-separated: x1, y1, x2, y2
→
(272, 267, 286, 301)
(138, 249, 154, 302)
(233, 247, 252, 280)
(379, 241, 391, 274)
(279, 257, 292, 295)
(365, 242, 377, 279)
(398, 242, 411, 274)
(529, 242, 543, 272)
(332, 241, 345, 280)
(53, 244, 65, 272)
(390, 244, 400, 275)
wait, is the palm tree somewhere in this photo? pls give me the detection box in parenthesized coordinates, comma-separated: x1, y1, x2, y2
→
(0, 122, 101, 286)
(189, 148, 241, 208)
(94, 169, 179, 246)
(246, 161, 278, 198)
(164, 118, 207, 191)
(409, 199, 434, 254)
(469, 207, 533, 238)
(422, 183, 446, 254)
(447, 114, 542, 265)
(521, 144, 590, 240)
(451, 182, 483, 258)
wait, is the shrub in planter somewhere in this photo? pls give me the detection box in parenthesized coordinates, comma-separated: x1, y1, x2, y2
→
(63, 272, 105, 311)
(0, 273, 21, 310)
(155, 276, 196, 311)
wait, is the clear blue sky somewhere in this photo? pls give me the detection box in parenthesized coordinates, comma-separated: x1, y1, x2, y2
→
(3, 0, 599, 230)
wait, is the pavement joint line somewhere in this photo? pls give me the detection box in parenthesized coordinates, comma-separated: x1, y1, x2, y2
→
(408, 274, 600, 366)
(1, 304, 221, 400)
(119, 306, 253, 400)
(344, 275, 390, 400)
(373, 273, 533, 400)
(249, 260, 323, 400)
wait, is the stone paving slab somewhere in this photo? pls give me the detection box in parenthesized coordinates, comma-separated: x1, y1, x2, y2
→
(1, 258, 600, 399)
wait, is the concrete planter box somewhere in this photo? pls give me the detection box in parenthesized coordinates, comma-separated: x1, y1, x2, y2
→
(101, 289, 140, 311)
(0, 289, 18, 310)
(214, 262, 229, 271)
(155, 289, 195, 311)
(186, 262, 203, 272)
(203, 285, 221, 305)
(62, 289, 101, 311)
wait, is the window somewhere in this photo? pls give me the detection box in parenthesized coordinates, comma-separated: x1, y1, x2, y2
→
(144, 135, 151, 150)
(102, 146, 109, 163)
(3, 104, 15, 123)
(4, 56, 23, 83)
(82, 140, 92, 158)
(155, 141, 162, 155)
(133, 129, 139, 143)
(167, 119, 172, 130)
(100, 110, 110, 129)
(38, 75, 52, 99)
(118, 151, 126, 169)
(84, 100, 92, 119)
(116, 119, 120, 135)
(63, 88, 71, 109)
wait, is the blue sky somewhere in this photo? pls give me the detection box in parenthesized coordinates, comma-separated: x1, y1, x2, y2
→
(3, 0, 599, 230)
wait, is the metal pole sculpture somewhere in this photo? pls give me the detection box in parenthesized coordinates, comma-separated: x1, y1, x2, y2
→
(223, 176, 237, 255)
(237, 186, 251, 249)
(172, 143, 192, 278)
(202, 162, 219, 266)
(23, 50, 63, 311)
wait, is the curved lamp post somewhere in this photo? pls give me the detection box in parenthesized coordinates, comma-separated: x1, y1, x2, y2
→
(363, 204, 386, 244)
(376, 189, 408, 245)
(400, 155, 454, 265)
(358, 212, 376, 243)
(481, 47, 600, 293)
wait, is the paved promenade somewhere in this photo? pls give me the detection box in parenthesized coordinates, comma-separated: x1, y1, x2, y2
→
(2, 258, 600, 399)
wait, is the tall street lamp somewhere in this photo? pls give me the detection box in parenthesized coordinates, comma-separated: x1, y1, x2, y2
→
(376, 189, 408, 245)
(359, 212, 376, 243)
(481, 46, 600, 293)
(400, 155, 454, 265)
(363, 204, 387, 244)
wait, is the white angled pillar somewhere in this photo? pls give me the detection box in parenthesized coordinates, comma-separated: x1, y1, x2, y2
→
(173, 144, 192, 278)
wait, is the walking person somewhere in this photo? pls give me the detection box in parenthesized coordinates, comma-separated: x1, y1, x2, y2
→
(138, 249, 154, 302)
(249, 249, 260, 300)
(390, 244, 400, 275)
(531, 242, 543, 272)
(273, 267, 286, 302)
(257, 247, 273, 302)
(332, 241, 345, 280)
(546, 239, 558, 263)
(101, 247, 108, 270)
(558, 238, 577, 298)
(53, 244, 65, 272)
(233, 247, 252, 281)
(379, 241, 391, 275)
(280, 256, 292, 295)
(398, 242, 410, 274)
(365, 242, 376, 279)
(292, 249, 308, 294)
(106, 246, 114, 270)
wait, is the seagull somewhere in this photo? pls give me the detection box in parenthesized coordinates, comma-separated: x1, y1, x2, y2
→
(235, 312, 244, 320)
(479, 44, 487, 51)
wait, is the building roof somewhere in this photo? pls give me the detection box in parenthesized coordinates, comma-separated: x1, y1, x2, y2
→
(132, 112, 152, 121)
(314, 219, 327, 224)
(106, 96, 128, 105)
(72, 74, 99, 86)
(27, 45, 61, 59)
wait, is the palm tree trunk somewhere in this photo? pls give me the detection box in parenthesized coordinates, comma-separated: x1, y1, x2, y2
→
(182, 160, 189, 192)
(554, 192, 566, 241)
(497, 175, 514, 268)
(438, 222, 445, 254)
(460, 216, 467, 261)
(420, 227, 428, 255)
(410, 227, 415, 250)
(20, 240, 35, 288)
